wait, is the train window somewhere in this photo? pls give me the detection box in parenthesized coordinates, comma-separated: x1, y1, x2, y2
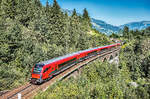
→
(51, 67, 54, 70)
(100, 48, 107, 52)
(88, 51, 97, 56)
(58, 58, 76, 68)
(101, 48, 105, 51)
(33, 64, 44, 74)
(43, 68, 49, 73)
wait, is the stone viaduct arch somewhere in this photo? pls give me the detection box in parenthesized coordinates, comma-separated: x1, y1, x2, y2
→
(100, 49, 120, 62)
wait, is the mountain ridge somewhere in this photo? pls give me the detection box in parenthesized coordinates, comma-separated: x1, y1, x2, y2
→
(92, 18, 150, 35)
(63, 9, 150, 35)
(91, 18, 121, 35)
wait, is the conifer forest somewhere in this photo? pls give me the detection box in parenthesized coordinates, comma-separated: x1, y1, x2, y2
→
(0, 0, 150, 99)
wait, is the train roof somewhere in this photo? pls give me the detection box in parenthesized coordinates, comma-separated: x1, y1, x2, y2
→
(38, 52, 80, 65)
(37, 43, 119, 65)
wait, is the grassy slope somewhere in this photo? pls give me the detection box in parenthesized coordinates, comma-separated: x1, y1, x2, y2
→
(34, 60, 131, 99)
(0, 22, 112, 91)
(34, 36, 150, 99)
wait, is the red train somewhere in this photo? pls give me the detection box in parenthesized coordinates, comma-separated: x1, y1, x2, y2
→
(30, 43, 120, 84)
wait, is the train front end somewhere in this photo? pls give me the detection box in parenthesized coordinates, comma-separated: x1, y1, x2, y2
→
(30, 64, 44, 84)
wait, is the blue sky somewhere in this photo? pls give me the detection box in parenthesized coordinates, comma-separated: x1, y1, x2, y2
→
(40, 0, 150, 26)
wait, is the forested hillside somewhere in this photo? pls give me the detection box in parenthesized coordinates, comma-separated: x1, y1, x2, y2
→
(0, 0, 110, 91)
(35, 27, 150, 99)
(1, 0, 149, 98)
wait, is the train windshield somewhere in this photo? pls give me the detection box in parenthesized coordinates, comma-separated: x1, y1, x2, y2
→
(33, 64, 44, 74)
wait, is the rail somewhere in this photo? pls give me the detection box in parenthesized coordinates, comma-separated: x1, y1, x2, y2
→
(0, 47, 120, 99)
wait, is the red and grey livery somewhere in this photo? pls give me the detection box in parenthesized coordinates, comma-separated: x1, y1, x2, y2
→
(30, 43, 120, 84)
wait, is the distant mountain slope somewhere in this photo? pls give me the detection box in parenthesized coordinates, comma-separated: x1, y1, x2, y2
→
(91, 18, 120, 35)
(119, 21, 150, 30)
(64, 9, 150, 35)
(92, 18, 150, 35)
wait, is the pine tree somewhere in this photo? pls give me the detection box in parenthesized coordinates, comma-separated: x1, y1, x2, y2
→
(83, 8, 90, 22)
(0, 0, 2, 4)
(0, 0, 2, 13)
(15, 0, 30, 27)
(52, 0, 61, 14)
(123, 26, 129, 38)
(69, 9, 81, 48)
(0, 19, 22, 63)
(49, 0, 66, 46)
(145, 26, 150, 36)
(35, 0, 42, 8)
(82, 8, 91, 31)
(62, 12, 71, 53)
(2, 0, 18, 19)
(72, 9, 77, 17)
(46, 0, 50, 13)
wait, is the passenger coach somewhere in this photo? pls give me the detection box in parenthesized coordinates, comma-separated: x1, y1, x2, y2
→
(30, 43, 120, 84)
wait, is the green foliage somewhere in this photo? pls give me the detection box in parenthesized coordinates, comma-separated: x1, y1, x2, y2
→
(1, 1, 149, 99)
(34, 28, 150, 99)
(83, 8, 91, 28)
(145, 26, 150, 36)
(34, 61, 122, 99)
(110, 33, 120, 38)
(121, 26, 150, 39)
(83, 8, 90, 20)
(72, 9, 77, 17)
(34, 60, 150, 99)
(122, 26, 129, 38)
(121, 37, 150, 80)
(2, 0, 17, 19)
(0, 0, 111, 91)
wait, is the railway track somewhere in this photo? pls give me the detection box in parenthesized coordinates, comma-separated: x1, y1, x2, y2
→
(0, 48, 120, 99)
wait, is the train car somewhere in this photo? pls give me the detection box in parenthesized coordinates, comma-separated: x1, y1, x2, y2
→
(30, 43, 120, 84)
(30, 52, 80, 84)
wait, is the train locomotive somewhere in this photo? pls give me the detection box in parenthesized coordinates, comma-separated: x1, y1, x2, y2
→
(30, 43, 120, 84)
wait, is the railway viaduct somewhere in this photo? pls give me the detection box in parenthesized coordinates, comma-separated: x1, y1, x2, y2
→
(0, 46, 121, 99)
(69, 47, 120, 79)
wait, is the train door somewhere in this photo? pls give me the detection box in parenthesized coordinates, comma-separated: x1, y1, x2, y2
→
(42, 66, 50, 80)
(48, 64, 58, 77)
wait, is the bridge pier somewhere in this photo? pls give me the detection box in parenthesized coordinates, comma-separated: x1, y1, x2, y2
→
(65, 68, 82, 79)
(99, 49, 120, 64)
(65, 48, 120, 79)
